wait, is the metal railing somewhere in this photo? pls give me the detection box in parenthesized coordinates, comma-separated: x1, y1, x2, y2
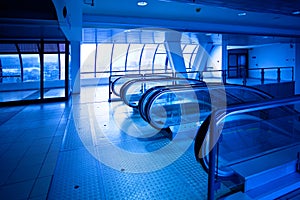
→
(205, 95, 300, 200)
(200, 66, 294, 85)
(93, 66, 294, 102)
(107, 69, 174, 102)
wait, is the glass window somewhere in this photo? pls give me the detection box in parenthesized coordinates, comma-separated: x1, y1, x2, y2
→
(60, 53, 66, 80)
(154, 44, 168, 72)
(44, 54, 65, 99)
(0, 55, 21, 83)
(0, 44, 17, 53)
(183, 54, 192, 69)
(190, 46, 199, 65)
(18, 43, 39, 53)
(22, 54, 40, 82)
(126, 44, 143, 72)
(141, 44, 157, 72)
(0, 41, 69, 103)
(81, 44, 96, 75)
(44, 54, 59, 81)
(59, 43, 66, 53)
(153, 54, 167, 71)
(44, 43, 58, 53)
(111, 44, 128, 72)
(96, 44, 113, 78)
(156, 44, 166, 53)
(183, 44, 197, 53)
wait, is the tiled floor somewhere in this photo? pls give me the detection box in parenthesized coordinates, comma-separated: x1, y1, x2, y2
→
(1, 79, 299, 199)
(0, 101, 71, 199)
(0, 88, 65, 103)
(0, 85, 211, 199)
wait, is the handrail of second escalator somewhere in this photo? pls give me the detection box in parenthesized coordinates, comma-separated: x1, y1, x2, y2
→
(141, 83, 273, 130)
(194, 95, 300, 200)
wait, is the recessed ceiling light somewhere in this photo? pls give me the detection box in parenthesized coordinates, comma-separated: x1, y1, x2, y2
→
(292, 10, 300, 15)
(237, 12, 247, 16)
(137, 1, 148, 6)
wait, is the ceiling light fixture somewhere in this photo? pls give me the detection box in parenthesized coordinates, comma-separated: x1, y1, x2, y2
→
(237, 12, 247, 16)
(137, 1, 148, 6)
(292, 10, 300, 15)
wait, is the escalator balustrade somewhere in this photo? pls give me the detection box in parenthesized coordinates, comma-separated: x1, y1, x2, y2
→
(111, 74, 170, 97)
(120, 77, 204, 107)
(139, 84, 272, 130)
(194, 96, 300, 179)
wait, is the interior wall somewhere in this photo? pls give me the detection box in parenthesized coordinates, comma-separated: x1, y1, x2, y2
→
(248, 43, 295, 80)
(206, 45, 222, 70)
(295, 43, 300, 95)
(52, 0, 82, 41)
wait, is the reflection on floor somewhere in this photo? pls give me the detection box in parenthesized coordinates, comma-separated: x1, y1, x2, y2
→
(0, 85, 210, 199)
(0, 90, 38, 102)
(0, 76, 292, 103)
(0, 88, 66, 102)
(0, 101, 70, 199)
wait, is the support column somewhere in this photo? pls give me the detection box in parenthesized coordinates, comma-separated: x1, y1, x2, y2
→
(295, 43, 300, 95)
(71, 41, 80, 94)
(221, 38, 228, 84)
(52, 0, 82, 94)
(191, 43, 212, 72)
(164, 31, 186, 76)
(192, 34, 213, 74)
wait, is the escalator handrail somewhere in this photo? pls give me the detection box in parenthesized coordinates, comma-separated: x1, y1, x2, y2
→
(120, 77, 204, 107)
(111, 74, 171, 97)
(194, 94, 300, 178)
(141, 83, 273, 129)
(215, 94, 300, 124)
(138, 82, 208, 124)
(111, 74, 143, 97)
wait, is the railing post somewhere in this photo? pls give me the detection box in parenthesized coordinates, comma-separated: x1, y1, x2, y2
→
(108, 75, 112, 102)
(222, 70, 226, 84)
(0, 59, 2, 83)
(261, 68, 265, 84)
(242, 67, 247, 86)
(200, 71, 204, 81)
(277, 68, 281, 83)
(208, 111, 217, 200)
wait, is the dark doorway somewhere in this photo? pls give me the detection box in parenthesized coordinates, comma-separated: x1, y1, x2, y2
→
(228, 50, 248, 78)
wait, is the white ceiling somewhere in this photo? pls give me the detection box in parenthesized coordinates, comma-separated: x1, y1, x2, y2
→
(81, 0, 300, 47)
(1, 0, 299, 46)
(80, 0, 300, 48)
(82, 0, 300, 33)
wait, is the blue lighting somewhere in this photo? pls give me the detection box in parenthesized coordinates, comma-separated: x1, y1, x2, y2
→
(292, 10, 300, 15)
(238, 12, 247, 16)
(137, 1, 148, 6)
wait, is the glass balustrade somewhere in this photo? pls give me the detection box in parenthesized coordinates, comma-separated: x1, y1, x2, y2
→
(139, 84, 271, 130)
(120, 77, 204, 107)
(194, 96, 300, 199)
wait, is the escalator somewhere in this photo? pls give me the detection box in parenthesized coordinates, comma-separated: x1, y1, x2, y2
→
(193, 96, 300, 199)
(111, 74, 171, 98)
(138, 83, 272, 130)
(119, 77, 204, 107)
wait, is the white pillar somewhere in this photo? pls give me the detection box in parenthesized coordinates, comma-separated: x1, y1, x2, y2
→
(164, 31, 186, 75)
(221, 39, 228, 71)
(295, 43, 300, 95)
(71, 41, 80, 94)
(222, 38, 228, 83)
(191, 42, 213, 79)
